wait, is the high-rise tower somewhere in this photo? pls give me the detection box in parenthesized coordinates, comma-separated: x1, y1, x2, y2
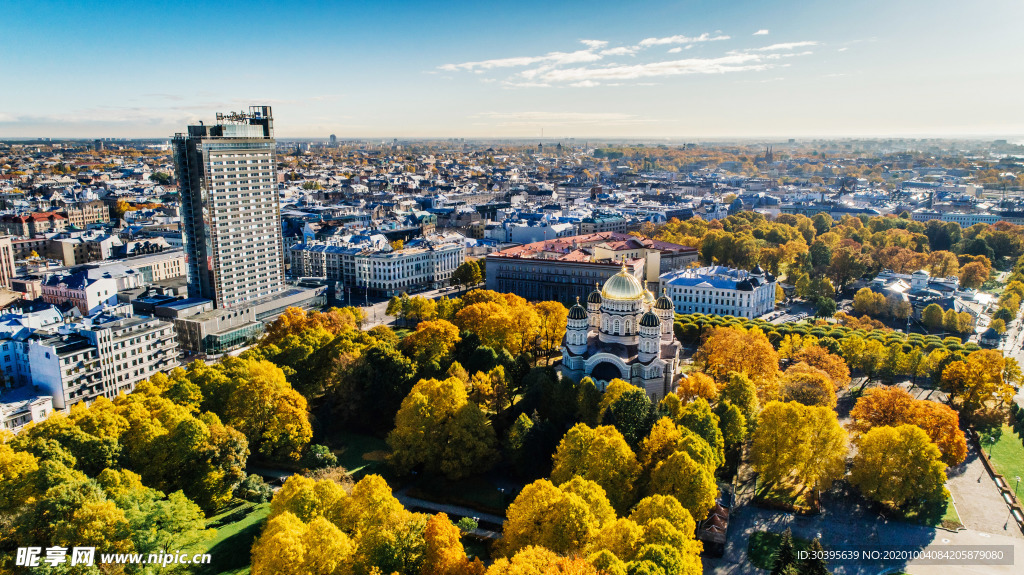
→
(173, 106, 284, 308)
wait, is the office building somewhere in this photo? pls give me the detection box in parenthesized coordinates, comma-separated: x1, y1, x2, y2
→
(173, 106, 285, 309)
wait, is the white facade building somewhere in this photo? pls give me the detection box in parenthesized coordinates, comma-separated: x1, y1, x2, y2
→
(29, 307, 179, 409)
(355, 240, 465, 296)
(1, 388, 53, 433)
(661, 265, 776, 319)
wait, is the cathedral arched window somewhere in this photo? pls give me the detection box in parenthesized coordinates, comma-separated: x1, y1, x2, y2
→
(613, 319, 621, 334)
(624, 319, 632, 334)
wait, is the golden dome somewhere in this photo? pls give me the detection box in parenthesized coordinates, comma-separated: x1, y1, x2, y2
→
(601, 263, 645, 301)
(643, 287, 656, 305)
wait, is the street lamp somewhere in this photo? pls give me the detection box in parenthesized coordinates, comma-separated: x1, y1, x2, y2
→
(1016, 476, 1021, 499)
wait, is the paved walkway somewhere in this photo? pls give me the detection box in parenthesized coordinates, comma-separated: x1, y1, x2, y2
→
(393, 489, 506, 528)
(946, 440, 1024, 539)
(705, 493, 1024, 575)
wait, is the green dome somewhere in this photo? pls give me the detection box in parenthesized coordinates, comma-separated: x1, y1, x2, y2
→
(639, 310, 661, 327)
(568, 297, 588, 320)
(601, 265, 645, 301)
(655, 288, 674, 310)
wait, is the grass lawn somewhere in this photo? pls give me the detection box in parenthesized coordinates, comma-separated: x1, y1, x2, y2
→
(324, 429, 391, 479)
(197, 501, 271, 575)
(893, 494, 962, 531)
(987, 424, 1024, 488)
(747, 531, 812, 570)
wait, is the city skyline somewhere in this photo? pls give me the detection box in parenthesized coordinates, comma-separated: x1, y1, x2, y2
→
(2, 0, 1023, 139)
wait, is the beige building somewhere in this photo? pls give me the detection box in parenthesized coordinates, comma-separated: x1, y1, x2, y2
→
(62, 200, 110, 229)
(0, 236, 14, 289)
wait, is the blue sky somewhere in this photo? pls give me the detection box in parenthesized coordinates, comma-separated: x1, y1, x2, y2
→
(1, 0, 1022, 139)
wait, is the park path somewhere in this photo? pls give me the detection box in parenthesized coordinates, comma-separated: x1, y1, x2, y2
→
(393, 489, 504, 540)
(946, 440, 1024, 539)
(704, 499, 1024, 575)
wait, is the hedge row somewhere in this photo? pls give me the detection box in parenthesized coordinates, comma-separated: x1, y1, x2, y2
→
(671, 313, 981, 356)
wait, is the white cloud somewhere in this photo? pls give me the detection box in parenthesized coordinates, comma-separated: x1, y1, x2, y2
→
(753, 29, 770, 36)
(437, 33, 818, 89)
(750, 41, 819, 52)
(838, 47, 849, 52)
(440, 49, 602, 72)
(638, 33, 730, 47)
(500, 81, 552, 89)
(524, 53, 770, 83)
(601, 46, 637, 56)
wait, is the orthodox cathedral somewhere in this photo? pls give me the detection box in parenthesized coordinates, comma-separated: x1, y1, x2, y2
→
(560, 263, 682, 400)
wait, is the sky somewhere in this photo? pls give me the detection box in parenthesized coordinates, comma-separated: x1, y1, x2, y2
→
(1, 0, 1023, 139)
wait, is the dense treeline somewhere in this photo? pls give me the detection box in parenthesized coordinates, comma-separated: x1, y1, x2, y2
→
(649, 213, 1020, 298)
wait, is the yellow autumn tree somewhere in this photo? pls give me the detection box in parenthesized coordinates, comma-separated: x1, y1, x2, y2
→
(791, 345, 851, 390)
(750, 401, 848, 492)
(941, 350, 1014, 413)
(388, 377, 498, 479)
(222, 358, 312, 461)
(550, 423, 641, 513)
(251, 512, 355, 575)
(781, 362, 837, 408)
(649, 450, 717, 521)
(850, 425, 947, 508)
(675, 372, 719, 403)
(422, 513, 485, 575)
(693, 326, 780, 401)
(500, 477, 614, 556)
(401, 319, 461, 367)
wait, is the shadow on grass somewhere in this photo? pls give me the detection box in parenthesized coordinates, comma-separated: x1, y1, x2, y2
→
(890, 495, 963, 531)
(196, 502, 271, 575)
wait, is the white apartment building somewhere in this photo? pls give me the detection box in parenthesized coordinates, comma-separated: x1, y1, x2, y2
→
(1, 389, 53, 433)
(911, 209, 1001, 227)
(29, 307, 179, 409)
(356, 241, 465, 296)
(661, 265, 776, 319)
(0, 305, 64, 388)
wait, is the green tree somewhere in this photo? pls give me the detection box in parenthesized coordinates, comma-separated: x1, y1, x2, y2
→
(770, 528, 797, 575)
(333, 343, 418, 432)
(800, 538, 832, 575)
(675, 398, 724, 469)
(602, 387, 657, 449)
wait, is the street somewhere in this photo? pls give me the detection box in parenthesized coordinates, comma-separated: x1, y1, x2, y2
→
(354, 283, 485, 330)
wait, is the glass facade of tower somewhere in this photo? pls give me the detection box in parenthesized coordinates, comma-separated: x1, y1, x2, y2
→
(172, 106, 285, 309)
